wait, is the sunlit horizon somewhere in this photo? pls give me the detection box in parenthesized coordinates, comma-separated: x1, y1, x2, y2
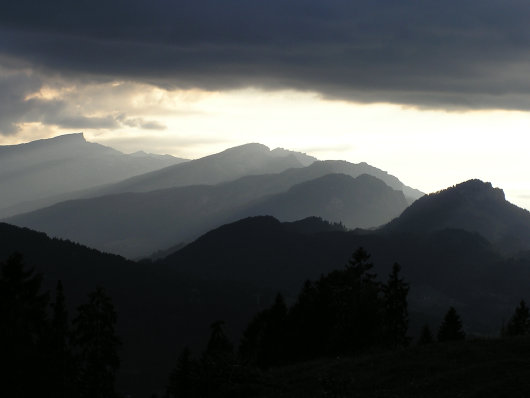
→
(1, 84, 529, 210)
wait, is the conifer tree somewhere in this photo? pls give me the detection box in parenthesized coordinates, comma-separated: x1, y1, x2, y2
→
(239, 293, 287, 368)
(418, 323, 434, 345)
(286, 280, 328, 360)
(49, 280, 76, 397)
(346, 246, 377, 283)
(199, 321, 236, 397)
(71, 287, 121, 398)
(382, 263, 410, 347)
(505, 300, 530, 336)
(437, 307, 465, 342)
(0, 253, 50, 397)
(339, 247, 381, 351)
(167, 346, 197, 398)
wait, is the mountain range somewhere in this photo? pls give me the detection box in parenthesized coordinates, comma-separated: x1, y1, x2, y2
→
(160, 179, 530, 330)
(6, 172, 410, 258)
(3, 134, 421, 258)
(0, 133, 187, 218)
(3, 134, 530, 395)
(2, 178, 530, 395)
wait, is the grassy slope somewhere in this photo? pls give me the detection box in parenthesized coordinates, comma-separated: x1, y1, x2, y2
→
(256, 337, 530, 397)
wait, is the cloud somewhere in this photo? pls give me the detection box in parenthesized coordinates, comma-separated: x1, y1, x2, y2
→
(0, 68, 171, 135)
(2, 0, 530, 110)
(0, 68, 42, 134)
(119, 115, 167, 130)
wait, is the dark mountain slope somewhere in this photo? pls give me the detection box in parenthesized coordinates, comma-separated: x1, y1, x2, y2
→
(0, 222, 267, 396)
(0, 133, 186, 217)
(255, 337, 530, 398)
(7, 174, 408, 258)
(383, 179, 530, 254)
(163, 214, 529, 333)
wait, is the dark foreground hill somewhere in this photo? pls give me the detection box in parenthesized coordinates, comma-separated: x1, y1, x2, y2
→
(253, 337, 530, 398)
(162, 179, 530, 332)
(6, 173, 409, 258)
(0, 222, 270, 397)
(163, 214, 530, 334)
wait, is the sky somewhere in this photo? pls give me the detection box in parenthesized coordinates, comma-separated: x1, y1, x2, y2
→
(1, 0, 530, 210)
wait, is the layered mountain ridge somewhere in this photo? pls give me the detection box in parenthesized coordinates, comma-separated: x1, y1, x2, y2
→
(0, 133, 188, 217)
(6, 173, 410, 258)
(2, 175, 530, 395)
(4, 134, 421, 258)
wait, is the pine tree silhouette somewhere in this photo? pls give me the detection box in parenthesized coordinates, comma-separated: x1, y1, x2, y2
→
(239, 293, 287, 368)
(0, 253, 50, 397)
(382, 263, 410, 347)
(200, 321, 237, 397)
(167, 346, 197, 398)
(437, 307, 465, 342)
(49, 280, 75, 397)
(418, 323, 434, 345)
(506, 300, 530, 336)
(71, 287, 121, 398)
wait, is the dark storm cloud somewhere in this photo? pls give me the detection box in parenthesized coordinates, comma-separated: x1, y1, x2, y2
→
(3, 0, 530, 109)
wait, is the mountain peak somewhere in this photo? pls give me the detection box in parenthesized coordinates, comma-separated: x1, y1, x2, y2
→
(451, 179, 505, 202)
(383, 178, 530, 253)
(52, 132, 86, 143)
(220, 142, 270, 155)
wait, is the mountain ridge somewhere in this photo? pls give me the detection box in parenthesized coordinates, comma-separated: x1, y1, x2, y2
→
(383, 179, 530, 254)
(6, 173, 409, 258)
(0, 133, 188, 218)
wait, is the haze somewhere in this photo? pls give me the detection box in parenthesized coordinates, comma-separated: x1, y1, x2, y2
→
(1, 1, 530, 210)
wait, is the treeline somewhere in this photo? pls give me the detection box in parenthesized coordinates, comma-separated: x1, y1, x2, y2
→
(0, 253, 120, 398)
(3, 248, 530, 398)
(165, 248, 410, 397)
(165, 247, 530, 398)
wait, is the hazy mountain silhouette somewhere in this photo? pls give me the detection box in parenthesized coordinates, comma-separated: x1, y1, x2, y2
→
(292, 160, 424, 204)
(383, 179, 530, 254)
(235, 173, 408, 228)
(92, 143, 317, 195)
(88, 148, 423, 202)
(6, 173, 408, 258)
(0, 133, 187, 217)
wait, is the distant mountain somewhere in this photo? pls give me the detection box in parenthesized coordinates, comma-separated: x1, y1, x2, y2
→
(6, 173, 409, 258)
(383, 179, 530, 254)
(0, 133, 187, 217)
(236, 173, 408, 229)
(297, 160, 424, 203)
(93, 143, 317, 195)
